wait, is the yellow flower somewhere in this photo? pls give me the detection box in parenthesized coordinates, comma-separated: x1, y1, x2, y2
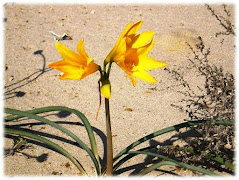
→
(101, 79, 111, 99)
(106, 21, 167, 86)
(49, 40, 99, 80)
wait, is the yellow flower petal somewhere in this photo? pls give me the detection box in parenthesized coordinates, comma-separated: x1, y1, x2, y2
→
(132, 69, 157, 83)
(49, 60, 69, 68)
(55, 42, 86, 66)
(50, 63, 82, 73)
(81, 61, 99, 79)
(128, 73, 137, 86)
(117, 61, 137, 86)
(58, 62, 99, 80)
(132, 31, 154, 49)
(112, 37, 127, 62)
(126, 21, 143, 36)
(59, 69, 85, 80)
(86, 57, 94, 65)
(77, 40, 89, 62)
(137, 56, 167, 70)
(137, 38, 154, 56)
(105, 23, 132, 63)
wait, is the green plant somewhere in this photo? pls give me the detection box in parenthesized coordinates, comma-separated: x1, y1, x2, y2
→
(164, 36, 234, 174)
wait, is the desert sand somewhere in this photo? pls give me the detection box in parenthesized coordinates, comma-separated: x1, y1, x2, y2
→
(3, 3, 235, 176)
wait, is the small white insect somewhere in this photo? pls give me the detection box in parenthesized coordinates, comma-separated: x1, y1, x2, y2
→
(49, 31, 72, 41)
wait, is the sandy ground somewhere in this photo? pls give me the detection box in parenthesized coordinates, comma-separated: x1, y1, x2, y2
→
(3, 3, 235, 176)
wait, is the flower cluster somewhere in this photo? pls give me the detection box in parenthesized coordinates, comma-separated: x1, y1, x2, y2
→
(49, 21, 167, 99)
(105, 21, 167, 86)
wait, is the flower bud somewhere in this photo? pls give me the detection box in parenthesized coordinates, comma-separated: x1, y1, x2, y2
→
(101, 79, 111, 99)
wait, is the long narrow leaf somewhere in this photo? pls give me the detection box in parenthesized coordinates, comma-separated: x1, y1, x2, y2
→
(210, 120, 234, 126)
(139, 161, 176, 175)
(206, 154, 234, 171)
(128, 151, 219, 176)
(159, 145, 234, 171)
(5, 127, 87, 175)
(113, 146, 157, 172)
(5, 106, 101, 173)
(4, 108, 101, 175)
(114, 120, 234, 163)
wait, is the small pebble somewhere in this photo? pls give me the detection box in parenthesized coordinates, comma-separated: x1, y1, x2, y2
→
(144, 91, 152, 94)
(224, 143, 232, 149)
(65, 162, 71, 168)
(9, 75, 14, 81)
(124, 108, 133, 112)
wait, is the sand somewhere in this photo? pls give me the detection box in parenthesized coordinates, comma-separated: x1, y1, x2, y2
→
(3, 3, 235, 176)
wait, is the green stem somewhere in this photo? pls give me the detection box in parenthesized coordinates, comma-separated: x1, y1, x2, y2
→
(102, 59, 114, 175)
(103, 61, 107, 74)
(105, 98, 113, 175)
(106, 61, 113, 77)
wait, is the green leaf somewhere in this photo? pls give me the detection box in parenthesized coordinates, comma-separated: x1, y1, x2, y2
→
(206, 154, 234, 171)
(113, 146, 157, 172)
(139, 161, 176, 175)
(5, 127, 87, 175)
(4, 107, 101, 175)
(128, 150, 219, 176)
(113, 119, 234, 163)
(5, 106, 101, 172)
